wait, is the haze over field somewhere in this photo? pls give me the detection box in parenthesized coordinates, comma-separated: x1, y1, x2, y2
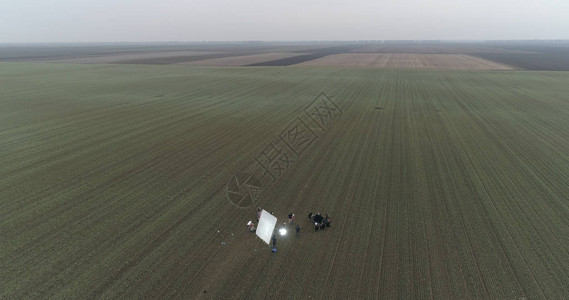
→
(1, 0, 569, 42)
(3, 0, 569, 298)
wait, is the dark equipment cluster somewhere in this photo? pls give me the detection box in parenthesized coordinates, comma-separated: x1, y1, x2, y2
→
(308, 212, 330, 231)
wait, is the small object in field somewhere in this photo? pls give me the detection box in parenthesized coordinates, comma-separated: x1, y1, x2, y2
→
(247, 221, 256, 232)
(221, 242, 226, 245)
(313, 213, 323, 224)
(272, 247, 277, 253)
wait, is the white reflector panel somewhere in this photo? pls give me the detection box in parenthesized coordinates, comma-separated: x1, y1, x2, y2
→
(256, 210, 277, 245)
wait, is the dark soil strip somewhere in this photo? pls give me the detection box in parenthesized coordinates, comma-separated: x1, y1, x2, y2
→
(471, 50, 569, 71)
(291, 45, 363, 54)
(246, 53, 331, 66)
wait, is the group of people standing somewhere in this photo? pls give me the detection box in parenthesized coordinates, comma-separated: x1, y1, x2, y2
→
(271, 213, 299, 252)
(285, 213, 301, 237)
(308, 211, 330, 231)
(249, 208, 331, 254)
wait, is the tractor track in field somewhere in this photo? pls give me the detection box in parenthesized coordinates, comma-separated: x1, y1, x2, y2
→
(1, 92, 283, 249)
(260, 141, 338, 298)
(436, 77, 568, 297)
(259, 79, 364, 298)
(433, 112, 492, 296)
(157, 87, 328, 297)
(4, 75, 329, 297)
(262, 120, 344, 297)
(89, 182, 228, 297)
(354, 93, 387, 297)
(148, 187, 232, 298)
(0, 76, 282, 190)
(158, 79, 346, 298)
(445, 87, 566, 296)
(319, 84, 377, 298)
(248, 77, 362, 298)
(1, 74, 309, 221)
(374, 73, 401, 297)
(409, 82, 435, 299)
(456, 141, 544, 298)
(107, 123, 302, 296)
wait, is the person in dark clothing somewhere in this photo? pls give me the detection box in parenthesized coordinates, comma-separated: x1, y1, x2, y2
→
(313, 213, 323, 224)
(320, 222, 326, 230)
(314, 222, 319, 232)
(272, 235, 277, 248)
(295, 224, 300, 237)
(325, 214, 331, 227)
(308, 212, 313, 220)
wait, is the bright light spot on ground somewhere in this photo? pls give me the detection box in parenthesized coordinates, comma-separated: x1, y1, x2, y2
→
(279, 228, 287, 236)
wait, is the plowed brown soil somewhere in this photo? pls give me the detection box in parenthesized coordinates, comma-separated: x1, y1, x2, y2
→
(297, 53, 514, 69)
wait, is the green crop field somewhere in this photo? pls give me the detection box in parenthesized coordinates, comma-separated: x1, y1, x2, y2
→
(2, 62, 569, 298)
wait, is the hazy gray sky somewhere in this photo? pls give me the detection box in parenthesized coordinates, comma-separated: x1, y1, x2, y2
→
(1, 0, 568, 42)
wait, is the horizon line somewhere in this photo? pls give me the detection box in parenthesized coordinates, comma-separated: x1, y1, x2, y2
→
(1, 39, 569, 45)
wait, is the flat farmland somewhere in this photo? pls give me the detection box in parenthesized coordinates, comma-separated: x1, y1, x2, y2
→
(0, 43, 350, 65)
(2, 62, 569, 299)
(44, 51, 220, 64)
(297, 53, 515, 69)
(351, 44, 528, 54)
(246, 53, 332, 66)
(178, 52, 300, 66)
